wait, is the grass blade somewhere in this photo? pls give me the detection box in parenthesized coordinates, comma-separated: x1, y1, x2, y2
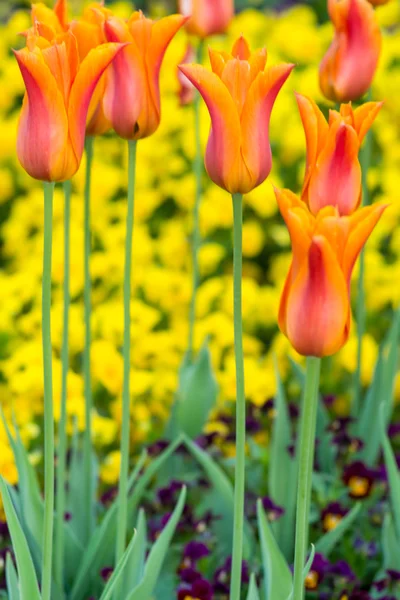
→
(315, 503, 361, 557)
(98, 529, 137, 600)
(5, 553, 19, 600)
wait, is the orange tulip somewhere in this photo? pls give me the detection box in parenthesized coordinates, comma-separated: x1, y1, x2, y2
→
(103, 11, 187, 140)
(296, 94, 383, 216)
(276, 188, 386, 357)
(15, 30, 123, 182)
(179, 0, 234, 38)
(179, 36, 294, 194)
(319, 0, 381, 102)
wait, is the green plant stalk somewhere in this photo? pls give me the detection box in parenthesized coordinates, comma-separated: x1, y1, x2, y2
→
(41, 181, 55, 600)
(115, 139, 138, 571)
(187, 39, 204, 360)
(83, 136, 94, 542)
(55, 180, 71, 594)
(353, 91, 373, 417)
(292, 356, 321, 600)
(229, 193, 246, 600)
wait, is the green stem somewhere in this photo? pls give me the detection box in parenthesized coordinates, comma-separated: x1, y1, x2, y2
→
(292, 356, 321, 600)
(115, 139, 137, 568)
(83, 136, 94, 542)
(55, 180, 71, 594)
(353, 92, 373, 417)
(229, 193, 246, 600)
(41, 181, 55, 600)
(187, 39, 204, 360)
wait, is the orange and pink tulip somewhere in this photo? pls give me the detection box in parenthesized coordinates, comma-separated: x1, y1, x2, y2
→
(296, 94, 383, 216)
(15, 30, 123, 181)
(319, 0, 381, 102)
(276, 188, 386, 357)
(179, 36, 294, 194)
(179, 0, 234, 38)
(103, 11, 187, 140)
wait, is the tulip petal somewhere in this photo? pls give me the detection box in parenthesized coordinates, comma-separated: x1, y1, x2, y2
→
(285, 235, 350, 357)
(308, 120, 361, 216)
(241, 64, 294, 190)
(179, 64, 241, 192)
(352, 101, 383, 144)
(69, 42, 124, 161)
(54, 0, 68, 29)
(31, 3, 64, 33)
(14, 47, 69, 181)
(209, 48, 231, 77)
(231, 36, 251, 60)
(295, 93, 329, 198)
(342, 201, 387, 282)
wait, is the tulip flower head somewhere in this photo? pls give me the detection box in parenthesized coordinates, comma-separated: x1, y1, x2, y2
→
(276, 188, 386, 357)
(319, 0, 381, 102)
(179, 37, 294, 194)
(297, 94, 383, 216)
(103, 11, 187, 140)
(15, 29, 123, 181)
(179, 0, 234, 38)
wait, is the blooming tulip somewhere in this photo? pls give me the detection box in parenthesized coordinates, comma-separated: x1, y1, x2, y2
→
(319, 0, 381, 102)
(103, 11, 187, 140)
(276, 188, 386, 357)
(179, 36, 294, 194)
(15, 31, 123, 181)
(179, 0, 234, 38)
(296, 94, 383, 215)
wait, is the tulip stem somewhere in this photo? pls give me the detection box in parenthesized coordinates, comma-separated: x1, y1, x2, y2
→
(353, 101, 373, 417)
(115, 139, 137, 572)
(83, 136, 94, 543)
(55, 180, 71, 595)
(230, 192, 246, 600)
(187, 38, 205, 360)
(41, 181, 55, 600)
(292, 356, 321, 600)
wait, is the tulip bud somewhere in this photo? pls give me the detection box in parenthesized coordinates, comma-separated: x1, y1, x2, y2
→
(103, 11, 187, 140)
(319, 0, 381, 102)
(296, 94, 383, 215)
(15, 31, 123, 181)
(179, 0, 234, 39)
(179, 36, 294, 195)
(276, 188, 387, 357)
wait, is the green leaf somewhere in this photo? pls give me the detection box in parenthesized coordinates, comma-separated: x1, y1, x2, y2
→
(122, 509, 147, 593)
(356, 351, 384, 464)
(5, 553, 19, 600)
(269, 358, 297, 561)
(380, 405, 400, 543)
(0, 478, 41, 600)
(381, 309, 400, 424)
(98, 529, 137, 600)
(382, 513, 400, 570)
(315, 503, 361, 557)
(126, 486, 187, 600)
(0, 409, 44, 553)
(303, 544, 315, 578)
(69, 450, 147, 600)
(182, 434, 253, 559)
(246, 574, 260, 600)
(175, 342, 218, 439)
(257, 499, 292, 600)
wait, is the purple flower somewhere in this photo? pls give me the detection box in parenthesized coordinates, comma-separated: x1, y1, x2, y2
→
(183, 541, 210, 563)
(304, 553, 330, 590)
(321, 502, 348, 532)
(261, 497, 285, 521)
(342, 461, 377, 499)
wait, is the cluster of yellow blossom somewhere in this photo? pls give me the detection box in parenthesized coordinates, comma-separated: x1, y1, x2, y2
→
(0, 2, 399, 486)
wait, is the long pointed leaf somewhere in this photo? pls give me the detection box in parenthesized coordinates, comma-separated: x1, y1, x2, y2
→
(123, 509, 147, 594)
(382, 513, 400, 570)
(5, 553, 19, 600)
(246, 574, 260, 600)
(98, 530, 137, 600)
(315, 503, 361, 557)
(0, 478, 41, 600)
(257, 499, 292, 600)
(126, 486, 187, 600)
(380, 405, 400, 543)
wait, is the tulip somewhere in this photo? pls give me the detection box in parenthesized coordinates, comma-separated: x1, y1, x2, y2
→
(177, 43, 196, 106)
(103, 11, 187, 140)
(179, 0, 234, 38)
(276, 187, 386, 357)
(31, 0, 68, 34)
(15, 31, 123, 181)
(296, 94, 383, 216)
(179, 36, 294, 194)
(319, 0, 381, 102)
